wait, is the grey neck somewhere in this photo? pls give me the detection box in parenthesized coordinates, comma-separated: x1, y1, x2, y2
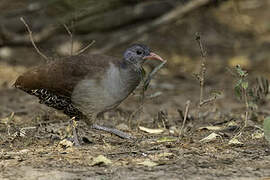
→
(102, 61, 142, 102)
(122, 60, 145, 83)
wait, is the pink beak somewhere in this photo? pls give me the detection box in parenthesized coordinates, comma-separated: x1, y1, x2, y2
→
(143, 52, 164, 62)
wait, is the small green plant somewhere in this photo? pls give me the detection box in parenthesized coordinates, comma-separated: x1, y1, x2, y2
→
(230, 65, 269, 135)
(233, 65, 249, 128)
(263, 116, 270, 144)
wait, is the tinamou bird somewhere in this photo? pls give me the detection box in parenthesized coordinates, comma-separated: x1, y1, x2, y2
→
(14, 44, 164, 144)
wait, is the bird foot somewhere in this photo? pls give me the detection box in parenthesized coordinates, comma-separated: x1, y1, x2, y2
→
(91, 124, 134, 139)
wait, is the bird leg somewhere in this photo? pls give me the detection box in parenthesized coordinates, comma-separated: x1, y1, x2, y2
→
(91, 124, 134, 139)
(83, 114, 134, 140)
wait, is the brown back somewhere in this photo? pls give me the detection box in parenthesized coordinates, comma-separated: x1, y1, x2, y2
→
(14, 54, 121, 97)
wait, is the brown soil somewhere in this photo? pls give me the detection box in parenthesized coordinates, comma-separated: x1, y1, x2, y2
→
(1, 58, 270, 179)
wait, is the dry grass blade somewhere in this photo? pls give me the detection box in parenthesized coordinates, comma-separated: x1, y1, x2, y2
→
(1, 112, 15, 136)
(180, 100, 191, 136)
(250, 77, 269, 103)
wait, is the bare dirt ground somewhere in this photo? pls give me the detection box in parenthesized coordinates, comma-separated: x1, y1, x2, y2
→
(1, 1, 270, 179)
(1, 56, 270, 179)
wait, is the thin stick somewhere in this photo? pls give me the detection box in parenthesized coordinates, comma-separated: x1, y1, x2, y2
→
(63, 24, 73, 56)
(140, 60, 167, 118)
(20, 17, 49, 62)
(180, 100, 191, 136)
(195, 33, 207, 108)
(74, 40, 95, 56)
(63, 23, 95, 56)
(143, 60, 167, 91)
(128, 104, 143, 129)
(243, 89, 249, 128)
(233, 88, 249, 139)
(128, 60, 167, 129)
(199, 96, 217, 106)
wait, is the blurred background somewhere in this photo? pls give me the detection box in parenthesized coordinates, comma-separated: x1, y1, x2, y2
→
(0, 0, 270, 123)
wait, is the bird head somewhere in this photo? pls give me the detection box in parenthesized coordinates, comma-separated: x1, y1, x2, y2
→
(123, 44, 164, 68)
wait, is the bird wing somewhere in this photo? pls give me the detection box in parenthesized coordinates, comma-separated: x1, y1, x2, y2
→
(14, 54, 121, 97)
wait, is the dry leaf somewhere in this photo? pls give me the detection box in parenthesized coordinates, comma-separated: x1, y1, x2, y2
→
(169, 126, 180, 135)
(19, 149, 30, 154)
(251, 131, 264, 139)
(139, 126, 164, 134)
(198, 126, 223, 131)
(157, 137, 177, 143)
(157, 152, 173, 158)
(200, 133, 220, 143)
(138, 159, 158, 167)
(227, 121, 238, 127)
(91, 155, 112, 166)
(228, 138, 243, 145)
(58, 139, 74, 148)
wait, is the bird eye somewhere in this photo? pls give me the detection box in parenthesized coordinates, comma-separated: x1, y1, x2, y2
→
(136, 50, 143, 55)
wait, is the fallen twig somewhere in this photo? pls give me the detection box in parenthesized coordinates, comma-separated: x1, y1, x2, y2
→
(180, 100, 191, 136)
(199, 96, 217, 107)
